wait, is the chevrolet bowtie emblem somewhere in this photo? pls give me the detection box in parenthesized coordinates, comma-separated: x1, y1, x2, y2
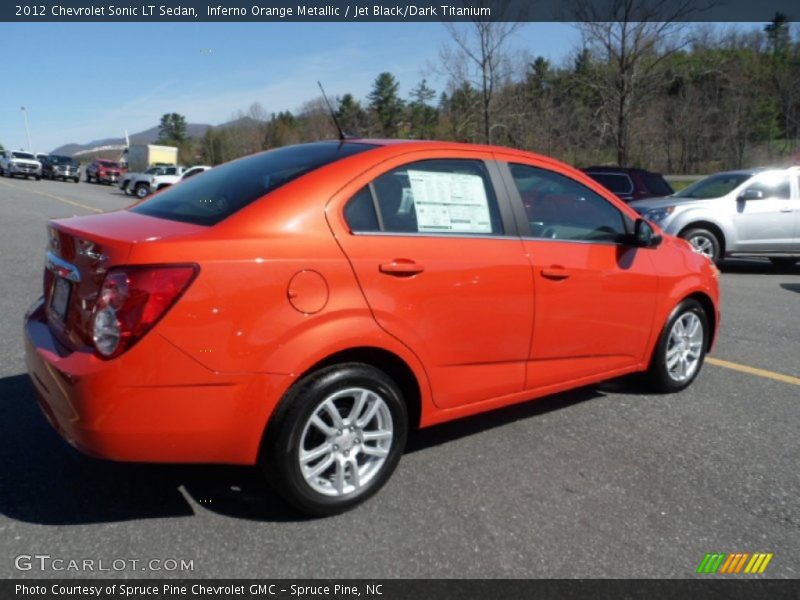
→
(78, 240, 108, 262)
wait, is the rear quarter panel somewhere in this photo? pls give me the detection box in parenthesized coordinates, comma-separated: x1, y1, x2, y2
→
(134, 164, 433, 417)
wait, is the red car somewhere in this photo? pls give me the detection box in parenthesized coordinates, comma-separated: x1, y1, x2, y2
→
(85, 158, 124, 185)
(25, 140, 720, 515)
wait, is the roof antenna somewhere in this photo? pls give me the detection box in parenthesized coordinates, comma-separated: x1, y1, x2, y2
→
(317, 81, 346, 142)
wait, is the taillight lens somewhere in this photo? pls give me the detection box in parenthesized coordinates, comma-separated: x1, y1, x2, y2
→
(91, 265, 198, 358)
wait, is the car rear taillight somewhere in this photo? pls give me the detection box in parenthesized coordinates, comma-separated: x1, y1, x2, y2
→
(91, 265, 198, 358)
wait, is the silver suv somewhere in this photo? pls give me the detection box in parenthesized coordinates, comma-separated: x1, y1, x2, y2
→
(630, 168, 800, 266)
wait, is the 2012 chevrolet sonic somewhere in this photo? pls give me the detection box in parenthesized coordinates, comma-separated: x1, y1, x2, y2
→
(24, 140, 720, 515)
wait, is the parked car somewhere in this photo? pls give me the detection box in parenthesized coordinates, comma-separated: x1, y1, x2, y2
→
(583, 166, 674, 202)
(180, 165, 211, 181)
(631, 167, 800, 266)
(119, 165, 170, 195)
(25, 140, 720, 516)
(124, 165, 190, 199)
(85, 159, 124, 185)
(0, 150, 42, 180)
(42, 155, 80, 183)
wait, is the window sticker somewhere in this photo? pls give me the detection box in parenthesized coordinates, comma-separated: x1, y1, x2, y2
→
(407, 170, 492, 233)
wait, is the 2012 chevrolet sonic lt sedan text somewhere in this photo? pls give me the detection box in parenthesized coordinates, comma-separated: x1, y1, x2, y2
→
(25, 140, 720, 515)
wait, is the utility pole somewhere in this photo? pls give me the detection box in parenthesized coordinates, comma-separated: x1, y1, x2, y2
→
(20, 106, 33, 153)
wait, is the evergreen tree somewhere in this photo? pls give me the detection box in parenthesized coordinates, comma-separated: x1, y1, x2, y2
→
(368, 73, 405, 137)
(408, 80, 438, 139)
(337, 94, 367, 136)
(764, 13, 791, 59)
(157, 113, 188, 145)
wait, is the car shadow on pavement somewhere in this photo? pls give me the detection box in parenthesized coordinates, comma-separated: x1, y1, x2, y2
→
(0, 372, 635, 525)
(406, 384, 607, 453)
(0, 373, 304, 525)
(781, 283, 800, 293)
(719, 258, 799, 275)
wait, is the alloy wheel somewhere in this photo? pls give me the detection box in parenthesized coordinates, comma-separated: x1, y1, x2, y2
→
(665, 312, 704, 382)
(688, 235, 715, 259)
(298, 387, 393, 497)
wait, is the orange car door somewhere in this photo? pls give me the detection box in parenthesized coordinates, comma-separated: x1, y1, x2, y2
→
(330, 154, 533, 409)
(498, 159, 660, 389)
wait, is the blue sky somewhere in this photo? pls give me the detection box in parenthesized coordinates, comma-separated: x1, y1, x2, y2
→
(0, 22, 582, 152)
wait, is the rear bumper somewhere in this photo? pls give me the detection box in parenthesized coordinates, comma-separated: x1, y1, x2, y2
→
(24, 298, 290, 464)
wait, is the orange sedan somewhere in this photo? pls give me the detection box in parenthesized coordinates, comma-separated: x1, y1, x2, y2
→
(24, 140, 720, 515)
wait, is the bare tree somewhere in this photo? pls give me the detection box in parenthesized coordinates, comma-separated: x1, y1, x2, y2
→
(572, 0, 697, 165)
(441, 3, 522, 143)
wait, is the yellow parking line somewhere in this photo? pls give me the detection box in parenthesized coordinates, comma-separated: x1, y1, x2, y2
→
(0, 178, 102, 214)
(707, 357, 800, 386)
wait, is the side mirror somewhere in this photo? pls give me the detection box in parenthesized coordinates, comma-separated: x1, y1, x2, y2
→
(631, 218, 662, 248)
(737, 188, 764, 201)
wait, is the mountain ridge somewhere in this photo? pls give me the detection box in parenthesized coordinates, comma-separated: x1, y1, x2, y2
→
(51, 117, 262, 155)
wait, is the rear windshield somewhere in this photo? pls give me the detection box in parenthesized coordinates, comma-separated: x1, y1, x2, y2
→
(99, 160, 120, 167)
(586, 172, 633, 194)
(131, 142, 376, 226)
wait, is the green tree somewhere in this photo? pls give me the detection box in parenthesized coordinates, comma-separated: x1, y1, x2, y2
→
(0, 142, 4, 152)
(764, 13, 791, 59)
(264, 111, 301, 148)
(444, 82, 480, 142)
(368, 72, 405, 137)
(200, 128, 234, 165)
(336, 94, 368, 136)
(408, 79, 438, 139)
(157, 113, 188, 145)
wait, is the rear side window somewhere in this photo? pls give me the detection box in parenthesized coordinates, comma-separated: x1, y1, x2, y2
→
(132, 142, 375, 226)
(344, 159, 503, 236)
(642, 172, 673, 196)
(587, 172, 633, 195)
(344, 187, 380, 232)
(510, 163, 626, 242)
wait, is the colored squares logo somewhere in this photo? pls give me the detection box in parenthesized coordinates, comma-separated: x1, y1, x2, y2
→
(697, 553, 773, 574)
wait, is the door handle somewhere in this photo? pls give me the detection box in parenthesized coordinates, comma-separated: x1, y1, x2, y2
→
(379, 260, 425, 276)
(779, 207, 793, 213)
(541, 266, 570, 280)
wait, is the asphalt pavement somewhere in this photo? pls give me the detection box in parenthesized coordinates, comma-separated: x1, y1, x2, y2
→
(0, 175, 798, 579)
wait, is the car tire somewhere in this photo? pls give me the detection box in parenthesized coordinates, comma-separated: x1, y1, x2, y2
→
(644, 298, 709, 393)
(134, 184, 150, 199)
(261, 363, 408, 517)
(769, 257, 797, 269)
(680, 228, 721, 263)
(34, 176, 40, 181)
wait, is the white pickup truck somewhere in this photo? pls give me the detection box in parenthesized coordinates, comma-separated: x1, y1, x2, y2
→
(122, 165, 211, 199)
(0, 150, 42, 180)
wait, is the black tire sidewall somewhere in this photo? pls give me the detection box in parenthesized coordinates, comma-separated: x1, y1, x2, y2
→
(263, 364, 408, 517)
(648, 299, 709, 393)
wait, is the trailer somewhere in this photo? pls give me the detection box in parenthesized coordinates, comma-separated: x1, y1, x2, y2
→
(123, 144, 178, 173)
